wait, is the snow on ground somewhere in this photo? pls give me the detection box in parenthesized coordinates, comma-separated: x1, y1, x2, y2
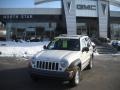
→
(0, 40, 119, 58)
(0, 41, 50, 57)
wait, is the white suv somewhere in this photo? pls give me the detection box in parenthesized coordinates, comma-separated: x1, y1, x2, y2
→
(29, 35, 94, 86)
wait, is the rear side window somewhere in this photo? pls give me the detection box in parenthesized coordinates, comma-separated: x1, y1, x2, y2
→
(81, 39, 87, 49)
(85, 37, 91, 47)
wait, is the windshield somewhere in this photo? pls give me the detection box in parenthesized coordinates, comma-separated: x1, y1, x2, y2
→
(47, 38, 80, 51)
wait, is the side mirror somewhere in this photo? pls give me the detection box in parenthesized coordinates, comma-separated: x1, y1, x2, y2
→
(0, 52, 2, 55)
(43, 45, 47, 49)
(82, 47, 89, 52)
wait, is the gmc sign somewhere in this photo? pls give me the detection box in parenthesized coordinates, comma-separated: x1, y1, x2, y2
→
(77, 4, 96, 10)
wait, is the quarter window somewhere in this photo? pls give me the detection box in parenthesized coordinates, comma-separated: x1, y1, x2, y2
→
(81, 39, 87, 49)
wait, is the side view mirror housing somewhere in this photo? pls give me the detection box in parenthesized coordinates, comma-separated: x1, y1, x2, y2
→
(43, 45, 47, 49)
(0, 52, 2, 55)
(82, 47, 89, 52)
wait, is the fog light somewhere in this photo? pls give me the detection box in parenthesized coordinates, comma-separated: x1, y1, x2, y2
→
(28, 60, 32, 68)
(69, 71, 74, 78)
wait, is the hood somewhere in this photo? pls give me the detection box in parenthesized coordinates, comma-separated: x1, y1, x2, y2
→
(35, 50, 74, 61)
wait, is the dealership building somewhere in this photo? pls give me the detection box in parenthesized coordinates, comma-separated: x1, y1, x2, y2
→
(0, 0, 120, 40)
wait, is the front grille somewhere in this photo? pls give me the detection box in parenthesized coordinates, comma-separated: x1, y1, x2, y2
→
(36, 61, 59, 71)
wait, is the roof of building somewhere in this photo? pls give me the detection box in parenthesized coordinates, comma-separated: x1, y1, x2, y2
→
(34, 0, 120, 7)
(0, 8, 61, 15)
(110, 11, 120, 17)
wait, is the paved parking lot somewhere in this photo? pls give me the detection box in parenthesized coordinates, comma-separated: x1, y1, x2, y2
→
(0, 55, 120, 90)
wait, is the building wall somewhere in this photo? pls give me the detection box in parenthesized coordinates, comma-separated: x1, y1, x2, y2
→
(98, 0, 109, 38)
(62, 0, 76, 35)
(76, 0, 98, 17)
(62, 0, 109, 38)
(1, 0, 120, 39)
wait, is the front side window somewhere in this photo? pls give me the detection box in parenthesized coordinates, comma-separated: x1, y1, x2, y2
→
(47, 38, 80, 51)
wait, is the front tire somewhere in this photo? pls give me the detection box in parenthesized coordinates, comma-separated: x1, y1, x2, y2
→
(69, 66, 81, 86)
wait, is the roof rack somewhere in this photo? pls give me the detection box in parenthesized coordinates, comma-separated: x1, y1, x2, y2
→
(59, 34, 83, 37)
(59, 34, 67, 37)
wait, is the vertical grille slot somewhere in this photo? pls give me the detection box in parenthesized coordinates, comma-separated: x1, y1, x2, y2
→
(56, 63, 58, 70)
(36, 61, 59, 71)
(37, 61, 39, 68)
(52, 63, 55, 70)
(42, 62, 45, 69)
(49, 62, 52, 70)
(46, 62, 48, 69)
(39, 61, 42, 68)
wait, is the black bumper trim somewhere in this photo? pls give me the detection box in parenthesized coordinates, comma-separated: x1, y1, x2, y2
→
(29, 68, 72, 80)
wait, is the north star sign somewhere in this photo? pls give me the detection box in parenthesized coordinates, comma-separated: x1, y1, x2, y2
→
(2, 15, 32, 19)
(77, 4, 97, 10)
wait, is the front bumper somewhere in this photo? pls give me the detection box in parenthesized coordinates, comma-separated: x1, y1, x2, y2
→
(29, 68, 74, 80)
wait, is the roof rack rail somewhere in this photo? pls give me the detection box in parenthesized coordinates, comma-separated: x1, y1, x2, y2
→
(59, 34, 67, 37)
(59, 34, 83, 37)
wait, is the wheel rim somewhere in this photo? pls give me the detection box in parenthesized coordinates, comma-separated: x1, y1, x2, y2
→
(75, 70, 80, 84)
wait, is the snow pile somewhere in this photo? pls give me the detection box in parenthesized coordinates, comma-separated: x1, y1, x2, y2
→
(0, 41, 49, 57)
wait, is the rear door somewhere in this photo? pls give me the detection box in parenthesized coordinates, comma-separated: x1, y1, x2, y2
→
(80, 38, 90, 70)
(85, 37, 93, 55)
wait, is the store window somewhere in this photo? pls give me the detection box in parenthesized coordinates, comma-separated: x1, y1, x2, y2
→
(6, 22, 57, 41)
(77, 20, 98, 38)
(0, 22, 6, 41)
(111, 23, 120, 40)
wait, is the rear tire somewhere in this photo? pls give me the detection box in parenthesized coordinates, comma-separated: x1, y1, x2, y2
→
(69, 66, 81, 86)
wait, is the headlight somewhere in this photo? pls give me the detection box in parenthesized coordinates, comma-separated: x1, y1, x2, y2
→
(32, 60, 35, 65)
(60, 60, 68, 68)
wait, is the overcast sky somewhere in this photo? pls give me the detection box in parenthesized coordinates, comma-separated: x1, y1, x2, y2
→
(0, 0, 120, 11)
(0, 0, 61, 8)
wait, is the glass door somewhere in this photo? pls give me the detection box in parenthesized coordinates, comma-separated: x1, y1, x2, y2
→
(77, 23, 87, 35)
(88, 22, 98, 38)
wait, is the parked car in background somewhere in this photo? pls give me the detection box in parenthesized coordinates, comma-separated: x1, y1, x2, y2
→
(111, 40, 120, 51)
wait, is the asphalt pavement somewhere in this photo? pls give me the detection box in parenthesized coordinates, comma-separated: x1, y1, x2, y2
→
(0, 55, 120, 90)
